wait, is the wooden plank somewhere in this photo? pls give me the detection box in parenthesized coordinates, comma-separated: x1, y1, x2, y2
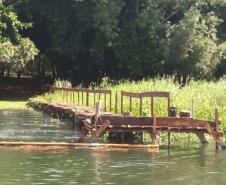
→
(140, 92, 170, 98)
(0, 142, 159, 150)
(121, 91, 140, 98)
(50, 87, 111, 95)
(121, 91, 170, 98)
(92, 120, 110, 140)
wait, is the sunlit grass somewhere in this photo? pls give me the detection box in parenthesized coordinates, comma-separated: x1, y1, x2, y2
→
(0, 101, 27, 109)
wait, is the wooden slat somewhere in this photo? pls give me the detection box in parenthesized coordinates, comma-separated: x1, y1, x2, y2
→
(121, 91, 170, 98)
(50, 87, 111, 95)
(121, 91, 140, 98)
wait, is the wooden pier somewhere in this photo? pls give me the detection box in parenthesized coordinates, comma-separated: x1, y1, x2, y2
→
(28, 87, 226, 149)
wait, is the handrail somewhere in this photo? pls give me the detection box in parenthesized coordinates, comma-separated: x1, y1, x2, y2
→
(49, 87, 171, 117)
(49, 87, 112, 112)
(121, 91, 170, 117)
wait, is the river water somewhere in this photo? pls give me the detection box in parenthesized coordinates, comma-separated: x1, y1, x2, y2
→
(0, 109, 225, 185)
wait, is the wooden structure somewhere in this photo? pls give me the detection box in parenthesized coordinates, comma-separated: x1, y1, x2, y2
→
(0, 142, 158, 151)
(30, 87, 226, 149)
(121, 91, 170, 116)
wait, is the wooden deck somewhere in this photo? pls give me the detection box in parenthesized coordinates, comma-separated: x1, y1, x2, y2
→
(27, 87, 226, 149)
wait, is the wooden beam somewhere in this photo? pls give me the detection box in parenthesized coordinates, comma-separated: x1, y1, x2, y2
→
(0, 142, 159, 151)
(152, 114, 157, 145)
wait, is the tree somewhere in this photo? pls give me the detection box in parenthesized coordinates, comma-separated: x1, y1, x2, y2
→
(6, 0, 226, 82)
(0, 2, 38, 77)
(164, 4, 223, 80)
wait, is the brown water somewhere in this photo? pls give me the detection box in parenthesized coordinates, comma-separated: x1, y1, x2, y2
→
(0, 110, 225, 185)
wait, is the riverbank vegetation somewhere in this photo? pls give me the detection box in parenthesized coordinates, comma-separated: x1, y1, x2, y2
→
(0, 101, 27, 109)
(32, 77, 226, 134)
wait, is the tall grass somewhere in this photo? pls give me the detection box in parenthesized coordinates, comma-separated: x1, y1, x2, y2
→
(32, 77, 226, 133)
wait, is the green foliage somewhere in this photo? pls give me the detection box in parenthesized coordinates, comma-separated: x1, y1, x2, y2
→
(4, 0, 226, 82)
(10, 38, 39, 71)
(165, 5, 224, 79)
(0, 2, 38, 74)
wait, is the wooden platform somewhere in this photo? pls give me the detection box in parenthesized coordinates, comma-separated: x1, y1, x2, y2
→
(28, 87, 226, 149)
(28, 101, 225, 148)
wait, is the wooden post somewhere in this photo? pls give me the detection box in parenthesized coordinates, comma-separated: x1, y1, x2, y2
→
(121, 93, 123, 114)
(215, 108, 219, 150)
(109, 92, 112, 112)
(65, 90, 68, 102)
(129, 96, 132, 113)
(104, 94, 107, 111)
(151, 97, 154, 117)
(82, 91, 84, 105)
(168, 95, 170, 117)
(73, 91, 75, 104)
(115, 91, 118, 113)
(140, 97, 143, 116)
(78, 91, 80, 105)
(94, 93, 96, 108)
(86, 92, 89, 106)
(95, 101, 101, 132)
(152, 113, 157, 145)
(168, 131, 171, 148)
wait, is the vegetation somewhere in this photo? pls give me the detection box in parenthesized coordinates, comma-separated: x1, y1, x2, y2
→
(0, 2, 38, 77)
(0, 100, 27, 109)
(0, 0, 224, 84)
(32, 77, 226, 133)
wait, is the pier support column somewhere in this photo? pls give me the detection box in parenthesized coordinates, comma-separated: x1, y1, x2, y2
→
(196, 132, 208, 145)
(168, 131, 171, 148)
(151, 114, 157, 145)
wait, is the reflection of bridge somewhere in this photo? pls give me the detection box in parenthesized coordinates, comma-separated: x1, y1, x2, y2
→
(32, 87, 225, 149)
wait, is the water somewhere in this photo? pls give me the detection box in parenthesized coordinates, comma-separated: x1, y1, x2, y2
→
(0, 109, 225, 185)
(0, 109, 80, 142)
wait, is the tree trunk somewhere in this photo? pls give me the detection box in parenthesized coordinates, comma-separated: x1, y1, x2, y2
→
(0, 65, 5, 77)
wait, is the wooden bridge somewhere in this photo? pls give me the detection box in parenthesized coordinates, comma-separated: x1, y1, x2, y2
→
(31, 86, 225, 149)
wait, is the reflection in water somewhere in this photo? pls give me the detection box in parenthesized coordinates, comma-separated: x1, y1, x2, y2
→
(0, 110, 225, 185)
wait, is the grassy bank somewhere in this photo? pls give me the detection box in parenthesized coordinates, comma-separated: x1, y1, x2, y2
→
(0, 101, 27, 109)
(32, 77, 226, 133)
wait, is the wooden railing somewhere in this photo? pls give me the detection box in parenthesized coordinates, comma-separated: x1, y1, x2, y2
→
(121, 91, 170, 116)
(50, 87, 112, 112)
(49, 87, 170, 117)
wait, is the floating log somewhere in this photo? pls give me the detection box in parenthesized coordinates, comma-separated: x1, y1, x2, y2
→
(0, 142, 159, 151)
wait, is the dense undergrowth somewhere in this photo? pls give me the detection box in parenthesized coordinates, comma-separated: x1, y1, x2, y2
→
(32, 77, 226, 134)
